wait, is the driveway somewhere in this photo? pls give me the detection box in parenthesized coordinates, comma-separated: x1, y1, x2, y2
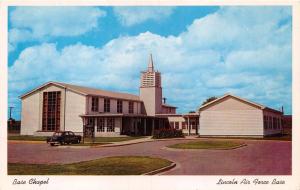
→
(8, 139, 291, 175)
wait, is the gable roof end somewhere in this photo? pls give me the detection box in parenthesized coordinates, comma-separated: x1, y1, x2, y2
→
(198, 93, 266, 111)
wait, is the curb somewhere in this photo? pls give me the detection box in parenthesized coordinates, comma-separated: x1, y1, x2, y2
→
(142, 162, 176, 175)
(163, 143, 247, 151)
(8, 140, 45, 144)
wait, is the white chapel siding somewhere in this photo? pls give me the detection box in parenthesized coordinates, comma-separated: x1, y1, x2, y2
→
(21, 92, 40, 135)
(64, 90, 86, 133)
(199, 97, 264, 136)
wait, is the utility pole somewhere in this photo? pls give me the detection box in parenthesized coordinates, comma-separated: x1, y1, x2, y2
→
(8, 106, 14, 120)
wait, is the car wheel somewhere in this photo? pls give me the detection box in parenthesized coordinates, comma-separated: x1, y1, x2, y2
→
(50, 143, 55, 146)
(60, 141, 64, 145)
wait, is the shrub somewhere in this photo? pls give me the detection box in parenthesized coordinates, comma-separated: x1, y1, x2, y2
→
(152, 128, 184, 139)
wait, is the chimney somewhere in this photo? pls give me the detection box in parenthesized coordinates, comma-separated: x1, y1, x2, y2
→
(281, 106, 284, 114)
(163, 97, 167, 104)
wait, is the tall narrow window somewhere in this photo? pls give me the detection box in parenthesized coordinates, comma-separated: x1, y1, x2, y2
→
(97, 118, 105, 132)
(263, 116, 267, 129)
(117, 100, 123, 113)
(273, 117, 276, 129)
(91, 97, 99, 112)
(104, 98, 110, 112)
(175, 122, 179, 129)
(129, 101, 134, 114)
(107, 118, 115, 132)
(182, 122, 186, 129)
(191, 121, 196, 129)
(268, 116, 272, 129)
(42, 91, 61, 131)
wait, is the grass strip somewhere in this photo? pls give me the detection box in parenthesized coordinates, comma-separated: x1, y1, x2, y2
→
(168, 140, 244, 150)
(8, 156, 172, 175)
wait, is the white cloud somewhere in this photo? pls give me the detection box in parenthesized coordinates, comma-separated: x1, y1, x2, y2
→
(9, 7, 106, 51)
(8, 6, 292, 118)
(113, 7, 175, 26)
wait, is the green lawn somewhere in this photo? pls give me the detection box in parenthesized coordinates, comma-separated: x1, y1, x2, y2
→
(8, 156, 172, 175)
(198, 134, 292, 141)
(168, 140, 244, 150)
(8, 135, 47, 141)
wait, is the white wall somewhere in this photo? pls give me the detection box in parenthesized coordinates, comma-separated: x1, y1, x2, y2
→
(21, 84, 65, 135)
(21, 92, 40, 135)
(199, 97, 264, 136)
(64, 90, 86, 133)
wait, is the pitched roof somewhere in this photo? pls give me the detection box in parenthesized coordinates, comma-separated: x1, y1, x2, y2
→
(20, 81, 141, 101)
(198, 93, 282, 114)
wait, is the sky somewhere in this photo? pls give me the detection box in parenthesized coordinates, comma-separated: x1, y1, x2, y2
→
(8, 6, 292, 120)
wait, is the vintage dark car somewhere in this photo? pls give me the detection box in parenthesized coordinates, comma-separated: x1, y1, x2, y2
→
(46, 131, 81, 146)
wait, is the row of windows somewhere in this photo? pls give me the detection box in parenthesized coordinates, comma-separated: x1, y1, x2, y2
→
(91, 97, 135, 114)
(87, 118, 115, 132)
(169, 121, 197, 130)
(264, 116, 282, 130)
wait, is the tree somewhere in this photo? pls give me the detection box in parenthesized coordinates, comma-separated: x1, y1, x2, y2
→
(201, 96, 218, 106)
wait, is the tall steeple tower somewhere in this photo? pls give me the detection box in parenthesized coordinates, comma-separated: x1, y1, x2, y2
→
(140, 54, 162, 116)
(148, 53, 154, 72)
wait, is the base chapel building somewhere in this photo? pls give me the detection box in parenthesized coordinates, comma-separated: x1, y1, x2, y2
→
(20, 55, 284, 137)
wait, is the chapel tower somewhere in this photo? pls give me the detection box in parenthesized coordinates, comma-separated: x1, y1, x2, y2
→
(139, 54, 162, 116)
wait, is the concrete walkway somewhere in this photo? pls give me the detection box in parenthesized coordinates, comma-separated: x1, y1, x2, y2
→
(101, 136, 198, 147)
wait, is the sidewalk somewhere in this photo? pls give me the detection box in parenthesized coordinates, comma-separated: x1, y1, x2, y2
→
(100, 135, 199, 147)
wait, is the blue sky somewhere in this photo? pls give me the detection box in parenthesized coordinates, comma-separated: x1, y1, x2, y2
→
(8, 6, 292, 119)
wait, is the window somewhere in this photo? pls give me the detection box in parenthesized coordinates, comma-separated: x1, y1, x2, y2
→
(91, 97, 99, 112)
(169, 122, 174, 128)
(97, 118, 105, 132)
(42, 91, 61, 131)
(268, 116, 272, 129)
(117, 100, 123, 113)
(104, 98, 110, 112)
(107, 118, 115, 132)
(87, 118, 95, 127)
(273, 117, 277, 129)
(191, 121, 196, 129)
(175, 122, 179, 129)
(263, 116, 268, 129)
(182, 122, 186, 129)
(129, 102, 134, 113)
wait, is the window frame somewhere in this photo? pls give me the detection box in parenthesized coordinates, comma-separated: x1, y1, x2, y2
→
(175, 122, 179, 129)
(107, 118, 115, 132)
(128, 101, 134, 114)
(42, 91, 61, 132)
(104, 98, 110, 112)
(91, 96, 99, 112)
(97, 118, 105, 132)
(117, 100, 123, 113)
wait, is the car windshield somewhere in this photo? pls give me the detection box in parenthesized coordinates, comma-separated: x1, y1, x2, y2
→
(53, 132, 62, 136)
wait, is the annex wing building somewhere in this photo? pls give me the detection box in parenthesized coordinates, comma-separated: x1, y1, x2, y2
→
(20, 54, 284, 137)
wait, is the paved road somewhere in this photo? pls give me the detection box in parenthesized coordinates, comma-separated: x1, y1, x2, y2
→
(8, 139, 291, 175)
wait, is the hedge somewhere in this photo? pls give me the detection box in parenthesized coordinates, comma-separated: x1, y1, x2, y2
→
(152, 128, 184, 139)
